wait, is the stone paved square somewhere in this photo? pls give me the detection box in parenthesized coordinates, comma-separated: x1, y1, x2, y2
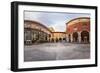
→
(24, 43, 90, 62)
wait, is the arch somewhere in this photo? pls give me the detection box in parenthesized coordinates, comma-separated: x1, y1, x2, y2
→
(59, 38, 62, 42)
(66, 17, 90, 26)
(24, 20, 52, 33)
(73, 32, 78, 42)
(81, 31, 89, 43)
(56, 38, 59, 42)
(51, 38, 54, 42)
(24, 29, 33, 45)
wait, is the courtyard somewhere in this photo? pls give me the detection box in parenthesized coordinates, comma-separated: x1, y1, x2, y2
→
(24, 43, 90, 62)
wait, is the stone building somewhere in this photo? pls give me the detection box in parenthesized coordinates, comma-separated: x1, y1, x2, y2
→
(49, 27, 66, 42)
(66, 17, 90, 43)
(50, 32, 66, 42)
(24, 20, 52, 45)
(24, 17, 90, 44)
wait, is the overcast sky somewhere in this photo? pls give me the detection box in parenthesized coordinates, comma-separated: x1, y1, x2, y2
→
(24, 11, 90, 32)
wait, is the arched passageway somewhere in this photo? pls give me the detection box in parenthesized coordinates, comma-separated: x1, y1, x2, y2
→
(73, 32, 78, 42)
(81, 31, 89, 43)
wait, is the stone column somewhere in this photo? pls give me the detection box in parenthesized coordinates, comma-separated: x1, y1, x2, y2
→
(70, 34, 73, 42)
(66, 34, 68, 42)
(78, 32, 81, 43)
(68, 34, 71, 42)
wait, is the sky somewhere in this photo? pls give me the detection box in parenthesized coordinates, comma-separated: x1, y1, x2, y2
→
(24, 11, 90, 32)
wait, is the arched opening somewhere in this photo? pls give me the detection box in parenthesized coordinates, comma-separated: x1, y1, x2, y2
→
(48, 34, 51, 42)
(56, 38, 58, 42)
(24, 29, 33, 45)
(59, 38, 62, 42)
(62, 38, 66, 42)
(73, 32, 78, 42)
(51, 38, 54, 42)
(81, 31, 89, 43)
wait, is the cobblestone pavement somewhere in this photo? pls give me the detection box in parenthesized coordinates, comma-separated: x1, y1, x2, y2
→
(24, 43, 90, 62)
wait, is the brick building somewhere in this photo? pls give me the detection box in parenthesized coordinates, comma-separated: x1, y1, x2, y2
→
(66, 17, 90, 43)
